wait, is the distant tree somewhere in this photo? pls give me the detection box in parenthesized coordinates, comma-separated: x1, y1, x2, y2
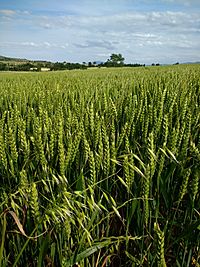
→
(13, 63, 34, 71)
(106, 53, 125, 67)
(0, 63, 8, 71)
(125, 63, 145, 68)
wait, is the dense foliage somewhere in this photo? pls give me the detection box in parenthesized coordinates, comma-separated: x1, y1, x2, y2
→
(0, 65, 200, 266)
(0, 61, 88, 71)
(0, 53, 145, 71)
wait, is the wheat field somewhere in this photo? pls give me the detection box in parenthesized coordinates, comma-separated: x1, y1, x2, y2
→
(0, 65, 200, 266)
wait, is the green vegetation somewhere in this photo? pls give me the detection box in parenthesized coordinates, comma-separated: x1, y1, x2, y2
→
(0, 54, 145, 71)
(0, 65, 199, 266)
(0, 59, 87, 72)
(105, 53, 125, 67)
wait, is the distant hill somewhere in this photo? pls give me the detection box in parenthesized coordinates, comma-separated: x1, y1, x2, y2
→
(0, 55, 86, 71)
(0, 55, 28, 62)
(0, 55, 51, 65)
(182, 61, 200, 65)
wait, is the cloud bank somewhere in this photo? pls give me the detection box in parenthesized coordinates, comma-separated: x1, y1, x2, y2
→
(0, 1, 199, 64)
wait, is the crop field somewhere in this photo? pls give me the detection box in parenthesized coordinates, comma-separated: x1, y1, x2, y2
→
(0, 65, 200, 266)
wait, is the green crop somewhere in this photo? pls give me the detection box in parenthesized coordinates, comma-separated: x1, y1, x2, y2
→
(0, 65, 199, 266)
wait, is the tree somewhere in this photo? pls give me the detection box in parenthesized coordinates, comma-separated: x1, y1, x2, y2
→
(0, 63, 8, 71)
(106, 53, 125, 67)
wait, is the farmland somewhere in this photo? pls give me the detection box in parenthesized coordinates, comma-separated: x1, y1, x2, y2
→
(0, 65, 200, 266)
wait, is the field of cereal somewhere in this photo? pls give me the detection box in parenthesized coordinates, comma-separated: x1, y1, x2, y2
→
(0, 65, 200, 266)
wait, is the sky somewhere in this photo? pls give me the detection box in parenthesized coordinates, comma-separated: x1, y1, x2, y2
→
(0, 0, 200, 64)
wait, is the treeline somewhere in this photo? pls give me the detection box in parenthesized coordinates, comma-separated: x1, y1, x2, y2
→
(52, 62, 87, 70)
(0, 62, 88, 71)
(0, 53, 181, 72)
(0, 61, 146, 72)
(0, 53, 147, 71)
(99, 62, 145, 68)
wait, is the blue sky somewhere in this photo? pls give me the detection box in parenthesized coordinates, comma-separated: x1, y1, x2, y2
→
(0, 0, 200, 64)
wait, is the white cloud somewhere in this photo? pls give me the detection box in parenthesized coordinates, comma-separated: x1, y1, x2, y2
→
(0, 41, 69, 50)
(0, 9, 16, 16)
(0, 6, 199, 63)
(0, 9, 31, 17)
(36, 10, 199, 36)
(18, 10, 31, 15)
